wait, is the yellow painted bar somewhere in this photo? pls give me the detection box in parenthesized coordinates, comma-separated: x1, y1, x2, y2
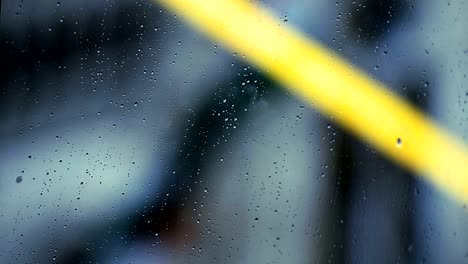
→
(155, 0, 468, 202)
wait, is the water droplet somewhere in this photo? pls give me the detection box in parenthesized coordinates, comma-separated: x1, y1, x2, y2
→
(396, 138, 402, 147)
(16, 176, 23, 183)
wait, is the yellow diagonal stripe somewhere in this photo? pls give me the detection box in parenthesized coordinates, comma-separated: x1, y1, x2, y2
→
(155, 0, 468, 202)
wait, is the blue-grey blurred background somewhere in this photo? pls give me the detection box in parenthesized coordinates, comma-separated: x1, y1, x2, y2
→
(1, 0, 467, 263)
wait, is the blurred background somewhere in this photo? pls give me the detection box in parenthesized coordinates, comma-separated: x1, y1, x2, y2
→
(1, 0, 467, 263)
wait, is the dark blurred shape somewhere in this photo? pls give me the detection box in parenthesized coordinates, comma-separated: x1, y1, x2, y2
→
(131, 71, 275, 238)
(0, 2, 161, 130)
(348, 0, 410, 44)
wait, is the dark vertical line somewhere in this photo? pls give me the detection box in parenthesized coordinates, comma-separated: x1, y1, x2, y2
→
(333, 130, 354, 264)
